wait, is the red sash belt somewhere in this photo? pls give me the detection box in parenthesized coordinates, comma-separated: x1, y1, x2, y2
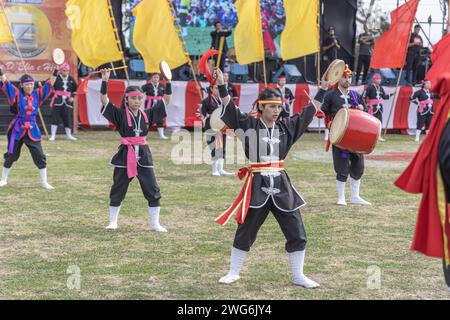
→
(419, 99, 433, 113)
(50, 90, 72, 108)
(215, 161, 285, 225)
(121, 136, 147, 179)
(146, 96, 163, 109)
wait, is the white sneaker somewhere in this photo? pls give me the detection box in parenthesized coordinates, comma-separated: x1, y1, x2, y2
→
(219, 273, 240, 284)
(49, 136, 56, 141)
(0, 180, 7, 187)
(378, 137, 386, 142)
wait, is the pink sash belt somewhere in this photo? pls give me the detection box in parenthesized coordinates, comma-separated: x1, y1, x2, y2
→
(146, 96, 163, 109)
(50, 90, 72, 108)
(121, 136, 148, 179)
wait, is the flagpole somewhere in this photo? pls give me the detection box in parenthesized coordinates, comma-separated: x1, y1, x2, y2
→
(383, 66, 403, 137)
(383, 0, 419, 138)
(167, 0, 203, 100)
(259, 1, 268, 87)
(0, 1, 49, 139)
(317, 0, 321, 135)
(107, 0, 129, 81)
(448, 0, 450, 33)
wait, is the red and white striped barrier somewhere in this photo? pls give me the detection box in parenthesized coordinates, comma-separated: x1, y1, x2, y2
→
(78, 80, 423, 130)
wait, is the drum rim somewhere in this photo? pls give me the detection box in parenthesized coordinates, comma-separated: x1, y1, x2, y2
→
(330, 108, 349, 145)
(325, 59, 345, 86)
(365, 118, 382, 154)
(52, 48, 65, 65)
(159, 61, 172, 81)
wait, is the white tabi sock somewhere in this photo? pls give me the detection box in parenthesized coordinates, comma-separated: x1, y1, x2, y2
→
(217, 158, 233, 176)
(106, 206, 121, 229)
(65, 127, 77, 141)
(336, 180, 347, 206)
(157, 127, 168, 140)
(39, 168, 54, 189)
(288, 250, 319, 288)
(415, 129, 421, 142)
(350, 178, 371, 205)
(49, 125, 58, 141)
(219, 247, 248, 284)
(148, 206, 167, 232)
(0, 167, 11, 187)
(211, 160, 220, 176)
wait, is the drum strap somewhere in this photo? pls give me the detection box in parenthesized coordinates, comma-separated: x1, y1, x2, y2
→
(325, 118, 333, 152)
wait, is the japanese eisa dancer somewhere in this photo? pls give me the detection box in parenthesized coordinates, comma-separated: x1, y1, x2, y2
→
(321, 64, 371, 206)
(99, 67, 171, 232)
(0, 66, 56, 189)
(214, 68, 328, 288)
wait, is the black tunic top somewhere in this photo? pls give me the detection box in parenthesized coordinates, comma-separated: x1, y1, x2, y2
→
(321, 87, 366, 117)
(101, 100, 167, 167)
(219, 89, 326, 212)
(52, 75, 78, 106)
(439, 118, 450, 203)
(141, 82, 165, 107)
(201, 95, 222, 131)
(227, 82, 238, 101)
(364, 84, 389, 113)
(411, 89, 439, 115)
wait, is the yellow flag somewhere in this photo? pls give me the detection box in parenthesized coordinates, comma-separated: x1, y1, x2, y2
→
(65, 0, 122, 69)
(281, 0, 319, 60)
(234, 0, 264, 65)
(133, 0, 187, 73)
(0, 9, 13, 43)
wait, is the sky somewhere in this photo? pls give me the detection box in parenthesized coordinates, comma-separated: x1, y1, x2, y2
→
(361, 0, 449, 47)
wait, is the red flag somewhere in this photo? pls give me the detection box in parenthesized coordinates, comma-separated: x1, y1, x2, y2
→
(395, 33, 450, 260)
(395, 75, 450, 261)
(370, 0, 420, 69)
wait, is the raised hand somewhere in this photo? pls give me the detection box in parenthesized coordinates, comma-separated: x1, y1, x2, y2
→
(101, 68, 111, 81)
(215, 67, 225, 86)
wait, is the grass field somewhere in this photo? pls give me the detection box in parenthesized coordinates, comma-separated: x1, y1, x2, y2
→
(0, 130, 449, 300)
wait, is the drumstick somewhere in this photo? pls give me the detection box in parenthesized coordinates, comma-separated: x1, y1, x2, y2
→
(89, 66, 128, 76)
(303, 90, 322, 111)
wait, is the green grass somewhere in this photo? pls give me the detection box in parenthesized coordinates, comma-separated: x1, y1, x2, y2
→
(0, 131, 449, 300)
